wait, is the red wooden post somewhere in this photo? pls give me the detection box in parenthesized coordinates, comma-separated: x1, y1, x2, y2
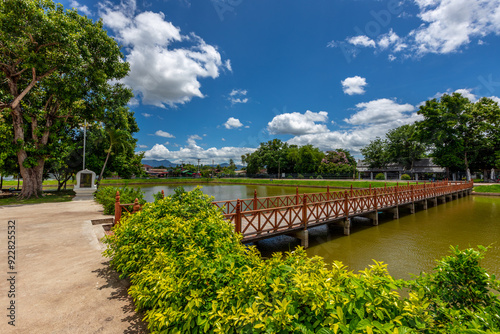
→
(344, 190, 349, 218)
(327, 185, 330, 200)
(132, 198, 141, 213)
(302, 194, 308, 228)
(395, 183, 398, 206)
(350, 184, 353, 197)
(253, 189, 258, 210)
(296, 186, 299, 205)
(411, 184, 414, 202)
(235, 199, 241, 234)
(374, 188, 378, 211)
(161, 190, 165, 198)
(114, 191, 121, 225)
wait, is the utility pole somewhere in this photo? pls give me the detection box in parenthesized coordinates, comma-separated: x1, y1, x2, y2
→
(83, 119, 87, 170)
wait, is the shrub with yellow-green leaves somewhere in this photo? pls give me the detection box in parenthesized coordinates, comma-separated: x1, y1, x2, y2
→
(104, 187, 500, 334)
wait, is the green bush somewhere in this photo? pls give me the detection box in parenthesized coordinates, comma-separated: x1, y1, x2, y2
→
(401, 174, 411, 180)
(94, 186, 145, 215)
(317, 175, 323, 179)
(407, 245, 500, 332)
(104, 187, 500, 333)
(297, 174, 304, 179)
(375, 173, 385, 180)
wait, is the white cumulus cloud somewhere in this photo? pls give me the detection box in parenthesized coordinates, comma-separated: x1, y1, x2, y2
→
(143, 143, 256, 164)
(268, 110, 329, 135)
(70, 0, 91, 15)
(287, 100, 421, 154)
(336, 0, 500, 57)
(347, 35, 376, 48)
(224, 117, 244, 129)
(228, 89, 249, 104)
(341, 76, 368, 95)
(344, 99, 415, 125)
(155, 130, 175, 138)
(99, 3, 228, 108)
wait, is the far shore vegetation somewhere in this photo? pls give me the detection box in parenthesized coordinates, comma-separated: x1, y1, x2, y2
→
(2, 178, 499, 199)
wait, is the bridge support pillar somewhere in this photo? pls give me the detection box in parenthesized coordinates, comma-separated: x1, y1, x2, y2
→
(438, 195, 446, 204)
(366, 211, 378, 226)
(290, 229, 309, 249)
(343, 218, 351, 236)
(407, 202, 415, 214)
(390, 206, 399, 219)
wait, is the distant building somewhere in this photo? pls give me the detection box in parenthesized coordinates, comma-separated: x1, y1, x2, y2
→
(357, 158, 447, 180)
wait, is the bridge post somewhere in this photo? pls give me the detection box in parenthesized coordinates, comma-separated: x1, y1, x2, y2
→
(350, 185, 353, 197)
(235, 199, 241, 234)
(253, 190, 258, 210)
(343, 191, 350, 235)
(302, 195, 308, 229)
(395, 182, 399, 206)
(114, 191, 121, 225)
(296, 187, 299, 205)
(161, 190, 165, 199)
(327, 186, 330, 200)
(291, 229, 309, 249)
(132, 198, 141, 213)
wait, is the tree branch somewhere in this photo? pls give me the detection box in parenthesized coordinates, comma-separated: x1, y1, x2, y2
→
(10, 66, 58, 110)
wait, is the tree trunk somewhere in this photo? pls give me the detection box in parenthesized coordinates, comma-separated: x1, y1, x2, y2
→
(98, 147, 112, 185)
(19, 161, 44, 199)
(464, 152, 470, 181)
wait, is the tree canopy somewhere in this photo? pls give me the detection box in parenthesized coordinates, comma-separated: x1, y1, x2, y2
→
(0, 0, 132, 197)
(415, 93, 500, 179)
(241, 139, 357, 177)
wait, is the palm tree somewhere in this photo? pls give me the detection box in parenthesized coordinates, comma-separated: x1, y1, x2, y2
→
(97, 127, 133, 185)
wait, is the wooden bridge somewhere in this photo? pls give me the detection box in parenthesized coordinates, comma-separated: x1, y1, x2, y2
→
(114, 180, 473, 248)
(212, 180, 473, 248)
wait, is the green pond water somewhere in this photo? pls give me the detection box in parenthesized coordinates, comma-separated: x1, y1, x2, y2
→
(136, 183, 332, 202)
(136, 184, 500, 280)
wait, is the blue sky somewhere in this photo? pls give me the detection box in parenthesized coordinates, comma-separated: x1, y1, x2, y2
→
(64, 0, 500, 164)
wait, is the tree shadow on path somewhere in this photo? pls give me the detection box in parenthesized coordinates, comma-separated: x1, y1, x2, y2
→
(93, 261, 149, 334)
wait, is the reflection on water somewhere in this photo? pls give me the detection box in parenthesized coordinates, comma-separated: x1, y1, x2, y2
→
(135, 184, 499, 281)
(135, 183, 334, 202)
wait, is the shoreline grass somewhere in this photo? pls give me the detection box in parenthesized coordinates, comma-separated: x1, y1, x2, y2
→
(2, 177, 432, 189)
(473, 184, 500, 193)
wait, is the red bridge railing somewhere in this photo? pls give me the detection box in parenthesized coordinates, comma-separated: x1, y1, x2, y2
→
(113, 181, 473, 240)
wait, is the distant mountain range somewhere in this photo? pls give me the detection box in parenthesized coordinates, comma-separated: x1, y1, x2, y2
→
(141, 159, 177, 168)
(142, 159, 244, 169)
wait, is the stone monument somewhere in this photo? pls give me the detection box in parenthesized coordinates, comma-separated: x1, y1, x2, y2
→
(73, 169, 97, 196)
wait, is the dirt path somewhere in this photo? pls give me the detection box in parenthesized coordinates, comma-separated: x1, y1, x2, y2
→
(0, 200, 148, 334)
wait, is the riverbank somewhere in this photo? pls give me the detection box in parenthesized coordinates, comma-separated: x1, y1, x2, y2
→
(4, 177, 417, 189)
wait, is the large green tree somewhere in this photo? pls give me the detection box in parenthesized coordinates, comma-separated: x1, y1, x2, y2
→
(386, 124, 427, 171)
(416, 93, 500, 180)
(0, 0, 131, 198)
(360, 137, 391, 169)
(415, 93, 471, 178)
(242, 139, 294, 175)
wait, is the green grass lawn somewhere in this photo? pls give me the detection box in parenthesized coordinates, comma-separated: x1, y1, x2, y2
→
(473, 184, 500, 193)
(0, 190, 75, 206)
(2, 177, 423, 189)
